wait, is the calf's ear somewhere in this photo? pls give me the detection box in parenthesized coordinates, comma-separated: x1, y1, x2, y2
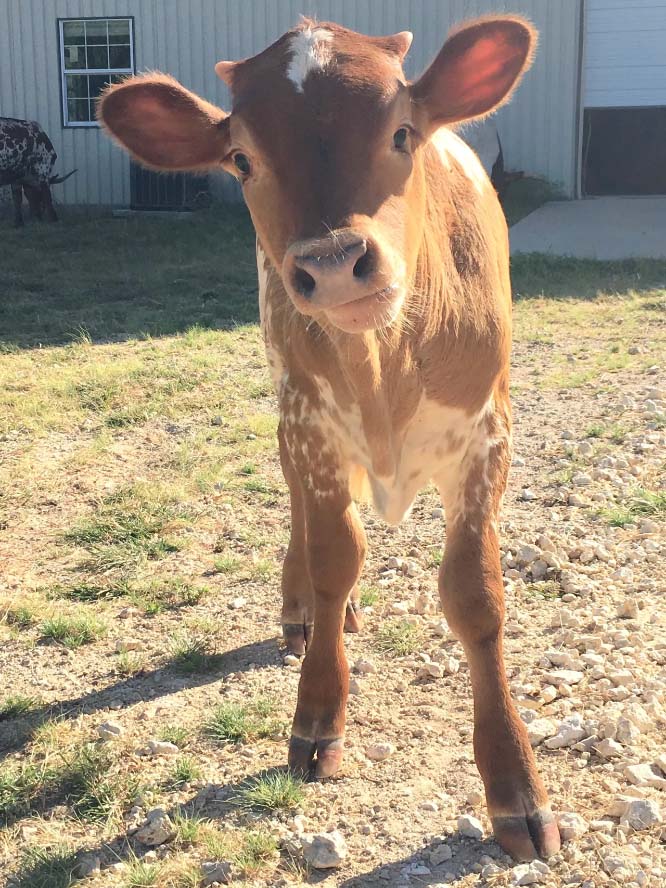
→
(98, 73, 230, 170)
(411, 16, 536, 130)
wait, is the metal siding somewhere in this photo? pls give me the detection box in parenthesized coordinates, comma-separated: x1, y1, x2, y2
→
(584, 1, 666, 107)
(2, 0, 581, 205)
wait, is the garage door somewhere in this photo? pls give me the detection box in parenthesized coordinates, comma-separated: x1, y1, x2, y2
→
(584, 0, 666, 108)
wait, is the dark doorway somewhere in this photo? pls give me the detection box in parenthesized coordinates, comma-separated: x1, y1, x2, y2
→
(582, 107, 666, 196)
(130, 163, 210, 210)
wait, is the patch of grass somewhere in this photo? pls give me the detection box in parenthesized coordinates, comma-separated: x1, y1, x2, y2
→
(523, 580, 560, 600)
(3, 604, 36, 628)
(166, 756, 202, 790)
(585, 423, 604, 438)
(131, 577, 208, 614)
(158, 725, 190, 747)
(427, 548, 443, 569)
(374, 620, 423, 657)
(40, 614, 107, 648)
(213, 554, 243, 574)
(240, 462, 257, 475)
(501, 177, 562, 227)
(0, 694, 41, 721)
(600, 488, 666, 526)
(173, 809, 207, 845)
(204, 699, 282, 745)
(359, 586, 380, 607)
(236, 770, 305, 812)
(124, 857, 164, 888)
(0, 760, 57, 825)
(116, 651, 146, 676)
(235, 829, 280, 876)
(50, 581, 130, 602)
(62, 743, 138, 824)
(169, 633, 222, 674)
(512, 255, 666, 302)
(250, 557, 275, 581)
(14, 845, 78, 888)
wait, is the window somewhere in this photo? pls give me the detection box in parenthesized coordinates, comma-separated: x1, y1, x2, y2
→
(59, 18, 134, 127)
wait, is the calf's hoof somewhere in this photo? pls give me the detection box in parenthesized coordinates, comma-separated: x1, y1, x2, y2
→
(344, 599, 363, 633)
(491, 804, 561, 862)
(282, 621, 313, 657)
(288, 734, 344, 779)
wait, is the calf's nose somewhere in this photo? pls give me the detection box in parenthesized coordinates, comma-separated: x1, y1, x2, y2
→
(284, 233, 377, 307)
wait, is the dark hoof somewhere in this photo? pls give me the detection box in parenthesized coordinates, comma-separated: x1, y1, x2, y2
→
(344, 600, 363, 633)
(491, 806, 561, 861)
(288, 734, 344, 779)
(282, 621, 313, 656)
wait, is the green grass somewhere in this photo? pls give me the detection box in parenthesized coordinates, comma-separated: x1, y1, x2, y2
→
(359, 586, 380, 607)
(124, 857, 163, 888)
(236, 770, 305, 812)
(374, 620, 423, 657)
(40, 614, 107, 648)
(0, 694, 41, 721)
(3, 604, 36, 628)
(172, 809, 207, 845)
(115, 651, 146, 675)
(14, 846, 79, 888)
(600, 488, 666, 526)
(523, 580, 561, 600)
(169, 633, 222, 674)
(166, 756, 202, 790)
(235, 830, 280, 876)
(158, 725, 190, 747)
(501, 176, 562, 227)
(0, 743, 137, 827)
(204, 699, 282, 745)
(0, 206, 257, 350)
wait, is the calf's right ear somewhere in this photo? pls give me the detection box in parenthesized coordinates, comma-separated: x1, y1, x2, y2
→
(98, 73, 230, 170)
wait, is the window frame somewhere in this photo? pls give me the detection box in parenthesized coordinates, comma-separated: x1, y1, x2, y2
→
(58, 16, 136, 128)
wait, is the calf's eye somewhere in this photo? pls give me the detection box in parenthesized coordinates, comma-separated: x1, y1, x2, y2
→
(233, 153, 251, 176)
(393, 127, 409, 151)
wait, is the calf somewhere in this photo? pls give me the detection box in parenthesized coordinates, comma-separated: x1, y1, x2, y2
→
(100, 16, 561, 861)
(0, 117, 76, 227)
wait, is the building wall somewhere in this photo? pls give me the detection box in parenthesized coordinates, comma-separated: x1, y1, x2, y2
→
(0, 0, 582, 205)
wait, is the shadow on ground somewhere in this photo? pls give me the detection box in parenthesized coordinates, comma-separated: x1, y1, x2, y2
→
(0, 637, 279, 761)
(0, 205, 258, 351)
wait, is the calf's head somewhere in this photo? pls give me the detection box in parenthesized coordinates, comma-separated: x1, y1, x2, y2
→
(100, 16, 534, 333)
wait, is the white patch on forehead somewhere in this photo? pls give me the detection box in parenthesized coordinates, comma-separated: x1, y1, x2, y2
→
(286, 27, 334, 93)
(430, 127, 489, 196)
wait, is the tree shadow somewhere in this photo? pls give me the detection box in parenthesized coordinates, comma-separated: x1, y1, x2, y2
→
(0, 637, 279, 760)
(0, 204, 259, 351)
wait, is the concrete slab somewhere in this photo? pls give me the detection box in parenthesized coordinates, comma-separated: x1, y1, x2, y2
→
(510, 196, 666, 260)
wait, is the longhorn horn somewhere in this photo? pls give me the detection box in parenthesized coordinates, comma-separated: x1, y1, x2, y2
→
(49, 168, 78, 185)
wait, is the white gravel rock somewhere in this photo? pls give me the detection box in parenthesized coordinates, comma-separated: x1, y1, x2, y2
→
(624, 763, 666, 789)
(417, 663, 444, 680)
(557, 812, 588, 841)
(457, 814, 484, 839)
(545, 669, 584, 685)
(354, 658, 377, 674)
(301, 830, 347, 869)
(512, 860, 551, 884)
(429, 843, 453, 865)
(365, 742, 395, 762)
(147, 740, 179, 756)
(525, 717, 557, 746)
(544, 714, 588, 749)
(620, 799, 663, 829)
(201, 860, 232, 886)
(136, 808, 176, 846)
(97, 720, 123, 740)
(594, 738, 624, 758)
(115, 638, 142, 652)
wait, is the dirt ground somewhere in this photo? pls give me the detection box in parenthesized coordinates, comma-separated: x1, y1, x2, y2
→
(0, 218, 665, 887)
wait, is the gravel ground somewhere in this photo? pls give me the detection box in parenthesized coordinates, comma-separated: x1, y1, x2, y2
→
(1, 303, 665, 888)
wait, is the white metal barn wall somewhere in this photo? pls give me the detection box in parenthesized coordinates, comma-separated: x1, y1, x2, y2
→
(0, 0, 582, 205)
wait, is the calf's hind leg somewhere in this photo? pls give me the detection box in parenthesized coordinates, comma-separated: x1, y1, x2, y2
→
(437, 407, 560, 862)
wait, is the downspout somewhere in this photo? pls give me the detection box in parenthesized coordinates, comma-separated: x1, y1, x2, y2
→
(574, 0, 587, 198)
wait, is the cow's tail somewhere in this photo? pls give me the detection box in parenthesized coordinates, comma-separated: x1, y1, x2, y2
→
(49, 168, 77, 185)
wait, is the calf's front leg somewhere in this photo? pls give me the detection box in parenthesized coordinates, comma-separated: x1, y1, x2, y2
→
(437, 412, 561, 861)
(285, 457, 366, 778)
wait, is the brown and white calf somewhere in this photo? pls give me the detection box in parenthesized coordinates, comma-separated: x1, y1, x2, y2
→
(100, 16, 561, 861)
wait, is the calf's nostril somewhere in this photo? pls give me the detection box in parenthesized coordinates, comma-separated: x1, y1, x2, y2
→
(352, 244, 374, 281)
(293, 266, 316, 298)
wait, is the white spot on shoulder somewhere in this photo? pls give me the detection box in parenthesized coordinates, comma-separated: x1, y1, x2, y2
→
(287, 26, 334, 93)
(430, 127, 489, 195)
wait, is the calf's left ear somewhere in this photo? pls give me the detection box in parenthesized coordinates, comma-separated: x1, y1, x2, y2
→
(98, 73, 230, 170)
(411, 16, 536, 130)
